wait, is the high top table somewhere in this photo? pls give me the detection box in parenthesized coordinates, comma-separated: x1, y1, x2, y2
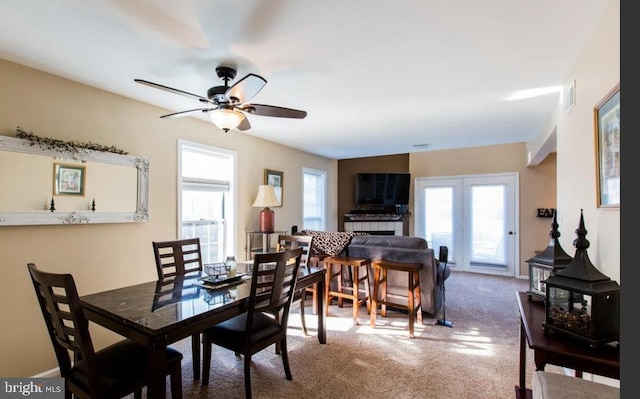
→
(514, 291, 619, 399)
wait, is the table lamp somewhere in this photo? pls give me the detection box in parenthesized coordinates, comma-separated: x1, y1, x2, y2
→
(252, 185, 279, 233)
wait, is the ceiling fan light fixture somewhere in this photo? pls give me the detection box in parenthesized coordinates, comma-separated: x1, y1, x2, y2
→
(208, 108, 245, 132)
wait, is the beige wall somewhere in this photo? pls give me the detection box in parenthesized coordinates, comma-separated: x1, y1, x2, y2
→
(409, 144, 558, 277)
(554, 0, 619, 283)
(0, 58, 336, 377)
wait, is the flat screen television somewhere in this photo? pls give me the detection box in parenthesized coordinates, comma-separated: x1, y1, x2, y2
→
(355, 173, 410, 205)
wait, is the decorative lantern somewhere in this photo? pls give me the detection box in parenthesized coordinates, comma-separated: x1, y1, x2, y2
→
(526, 212, 572, 300)
(542, 210, 620, 348)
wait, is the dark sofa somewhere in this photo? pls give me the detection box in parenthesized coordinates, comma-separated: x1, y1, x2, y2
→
(346, 235, 450, 316)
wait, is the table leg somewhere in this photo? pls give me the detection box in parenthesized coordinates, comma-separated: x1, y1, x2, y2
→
(317, 272, 326, 344)
(147, 337, 168, 399)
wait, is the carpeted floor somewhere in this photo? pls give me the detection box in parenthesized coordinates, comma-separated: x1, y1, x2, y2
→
(147, 271, 563, 398)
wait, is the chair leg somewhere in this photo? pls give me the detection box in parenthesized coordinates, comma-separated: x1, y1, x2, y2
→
(134, 390, 142, 399)
(280, 338, 293, 380)
(408, 271, 416, 339)
(352, 265, 360, 325)
(381, 269, 388, 317)
(362, 264, 371, 314)
(299, 292, 309, 336)
(201, 337, 211, 386)
(244, 353, 253, 399)
(415, 271, 423, 325)
(337, 265, 344, 308)
(191, 333, 200, 380)
(311, 285, 318, 315)
(370, 267, 379, 328)
(170, 362, 183, 399)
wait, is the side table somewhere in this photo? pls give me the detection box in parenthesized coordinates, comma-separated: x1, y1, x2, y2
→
(514, 291, 619, 399)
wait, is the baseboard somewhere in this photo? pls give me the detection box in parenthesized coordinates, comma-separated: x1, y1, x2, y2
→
(32, 367, 60, 378)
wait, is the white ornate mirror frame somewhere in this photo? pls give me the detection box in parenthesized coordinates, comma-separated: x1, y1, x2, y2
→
(0, 135, 149, 226)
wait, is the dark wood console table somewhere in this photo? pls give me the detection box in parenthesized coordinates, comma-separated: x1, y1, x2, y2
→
(515, 291, 619, 399)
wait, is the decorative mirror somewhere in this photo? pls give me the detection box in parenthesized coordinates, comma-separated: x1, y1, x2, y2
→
(0, 135, 149, 226)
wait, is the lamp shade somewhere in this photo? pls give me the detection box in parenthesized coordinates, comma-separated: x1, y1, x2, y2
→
(252, 185, 280, 207)
(208, 108, 245, 132)
(253, 185, 279, 233)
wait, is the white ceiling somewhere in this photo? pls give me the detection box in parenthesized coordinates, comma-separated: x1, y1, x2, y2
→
(0, 0, 607, 160)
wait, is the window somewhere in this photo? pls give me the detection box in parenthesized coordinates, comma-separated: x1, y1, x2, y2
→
(178, 140, 236, 263)
(302, 168, 326, 231)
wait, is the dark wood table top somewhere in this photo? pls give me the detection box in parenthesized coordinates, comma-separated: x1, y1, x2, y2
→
(81, 267, 325, 340)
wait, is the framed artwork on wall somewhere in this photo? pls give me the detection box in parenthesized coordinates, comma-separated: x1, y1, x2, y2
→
(264, 169, 283, 207)
(54, 163, 86, 196)
(594, 83, 620, 208)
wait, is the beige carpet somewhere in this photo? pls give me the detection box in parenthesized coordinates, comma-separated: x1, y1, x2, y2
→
(152, 271, 562, 398)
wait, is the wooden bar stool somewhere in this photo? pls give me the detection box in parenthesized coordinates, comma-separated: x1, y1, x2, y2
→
(370, 260, 423, 338)
(324, 256, 371, 325)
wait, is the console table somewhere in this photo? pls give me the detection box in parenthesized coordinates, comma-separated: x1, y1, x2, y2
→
(245, 230, 287, 260)
(515, 291, 619, 399)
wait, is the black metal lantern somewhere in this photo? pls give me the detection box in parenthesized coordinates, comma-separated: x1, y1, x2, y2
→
(542, 210, 620, 348)
(526, 212, 572, 300)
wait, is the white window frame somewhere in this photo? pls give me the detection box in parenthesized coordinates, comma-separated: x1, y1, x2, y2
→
(178, 139, 237, 260)
(302, 167, 327, 231)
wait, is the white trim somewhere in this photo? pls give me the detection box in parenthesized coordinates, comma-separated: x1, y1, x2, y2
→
(32, 367, 60, 378)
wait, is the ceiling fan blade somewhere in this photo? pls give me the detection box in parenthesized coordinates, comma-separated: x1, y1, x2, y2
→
(160, 108, 215, 119)
(225, 73, 267, 104)
(242, 104, 307, 119)
(237, 117, 251, 131)
(134, 79, 213, 104)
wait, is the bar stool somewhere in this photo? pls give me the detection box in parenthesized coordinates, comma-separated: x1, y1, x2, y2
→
(324, 256, 371, 325)
(370, 260, 423, 338)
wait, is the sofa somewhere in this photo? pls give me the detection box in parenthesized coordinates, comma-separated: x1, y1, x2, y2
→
(346, 235, 450, 317)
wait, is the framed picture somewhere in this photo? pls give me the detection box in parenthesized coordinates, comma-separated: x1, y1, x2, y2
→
(594, 83, 620, 208)
(54, 163, 86, 196)
(264, 169, 283, 207)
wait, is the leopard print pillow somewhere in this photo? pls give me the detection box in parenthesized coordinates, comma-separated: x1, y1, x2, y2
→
(300, 230, 359, 256)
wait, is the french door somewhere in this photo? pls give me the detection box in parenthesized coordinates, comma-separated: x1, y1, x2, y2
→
(414, 173, 518, 277)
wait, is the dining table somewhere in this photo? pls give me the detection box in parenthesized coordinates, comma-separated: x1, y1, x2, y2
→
(80, 266, 326, 399)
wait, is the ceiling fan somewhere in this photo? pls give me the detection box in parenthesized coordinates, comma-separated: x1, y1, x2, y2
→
(134, 66, 307, 132)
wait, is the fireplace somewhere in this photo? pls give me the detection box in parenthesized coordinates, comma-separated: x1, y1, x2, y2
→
(344, 218, 407, 236)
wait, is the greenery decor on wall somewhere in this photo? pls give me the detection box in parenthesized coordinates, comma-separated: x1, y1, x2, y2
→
(15, 126, 128, 156)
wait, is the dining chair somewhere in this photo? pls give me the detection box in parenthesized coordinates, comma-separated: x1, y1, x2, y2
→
(276, 234, 314, 336)
(27, 263, 183, 399)
(152, 238, 204, 380)
(201, 248, 303, 399)
(152, 238, 204, 278)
